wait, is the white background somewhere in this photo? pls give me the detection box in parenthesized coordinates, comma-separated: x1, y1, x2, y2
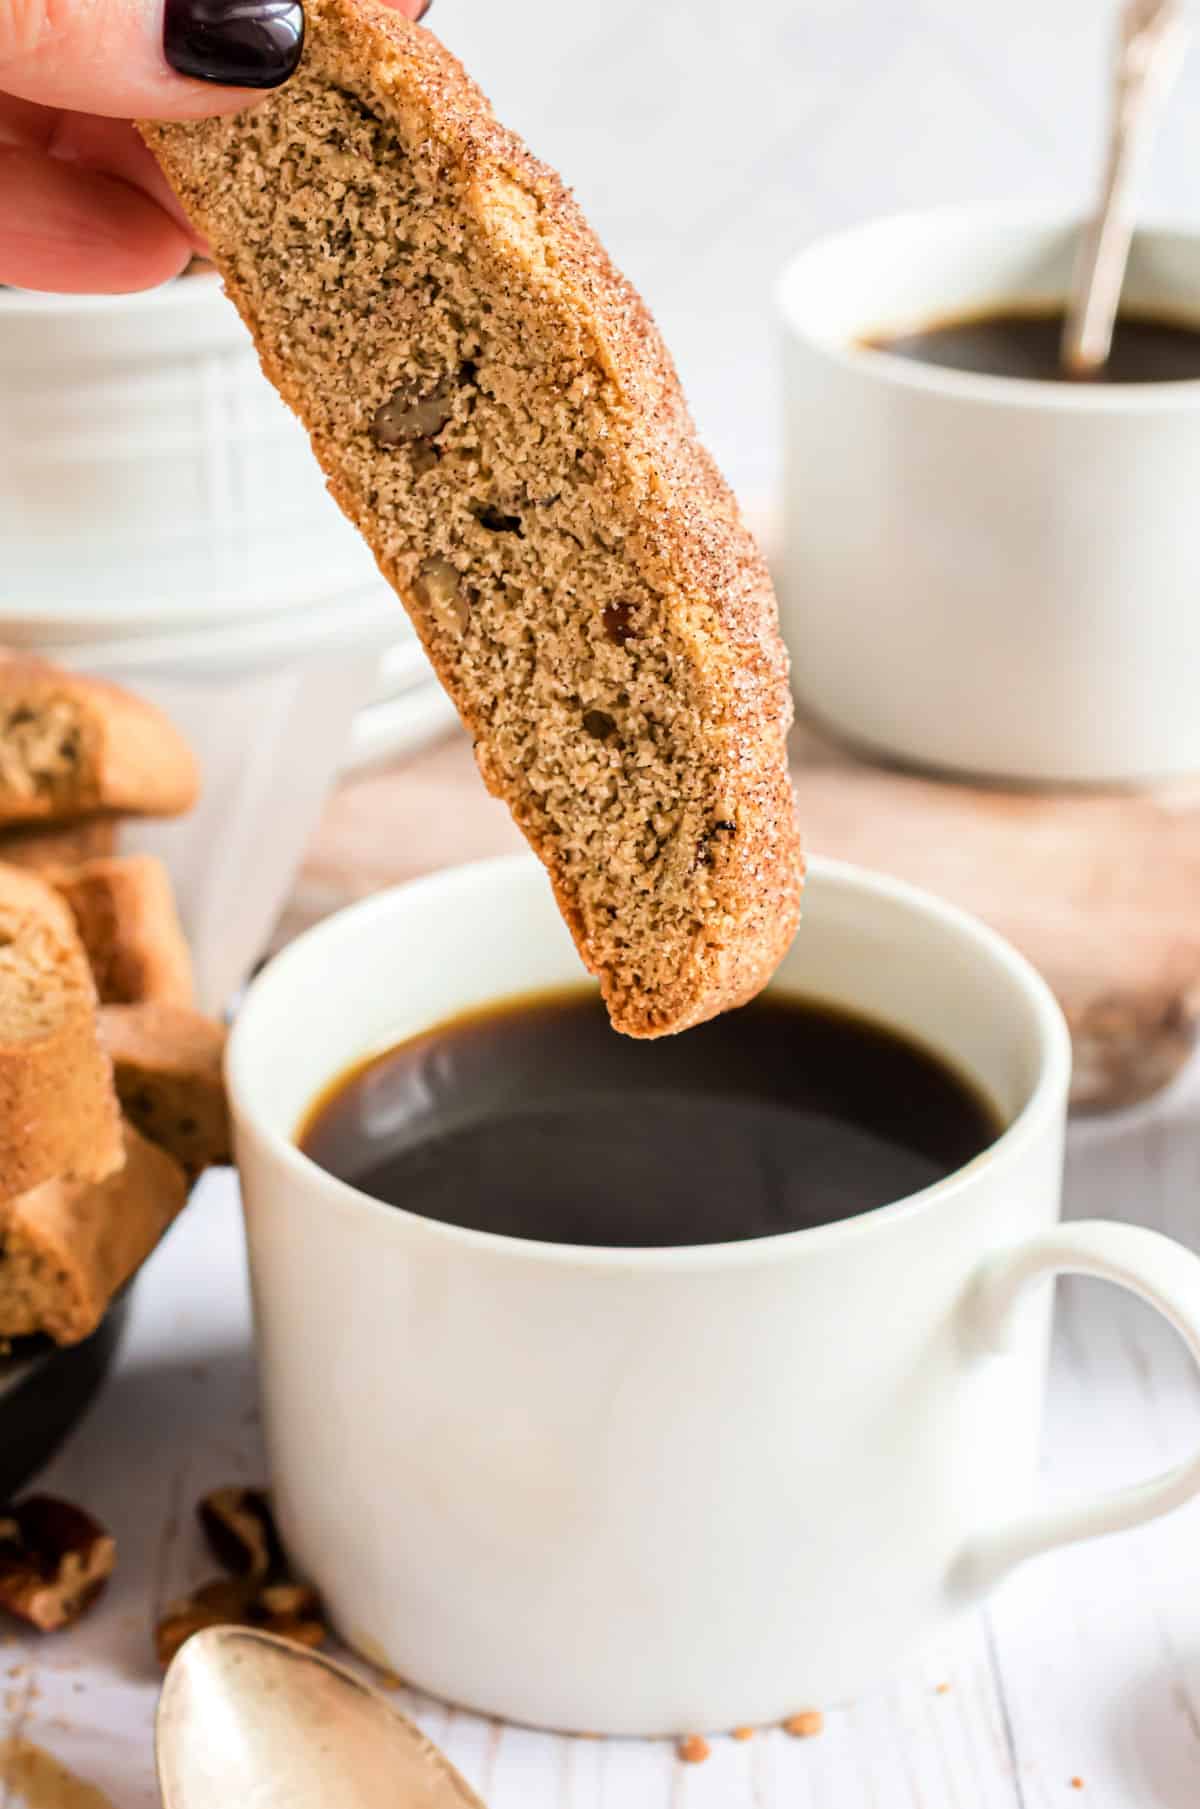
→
(437, 0, 1200, 499)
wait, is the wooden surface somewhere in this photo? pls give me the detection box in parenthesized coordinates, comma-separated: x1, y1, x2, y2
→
(8, 1086, 1200, 1807)
(285, 721, 1200, 1113)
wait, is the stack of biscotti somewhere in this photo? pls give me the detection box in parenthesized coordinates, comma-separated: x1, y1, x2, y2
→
(0, 658, 231, 1347)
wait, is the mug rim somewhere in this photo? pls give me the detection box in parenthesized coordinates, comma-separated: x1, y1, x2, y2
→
(776, 201, 1200, 416)
(226, 853, 1072, 1271)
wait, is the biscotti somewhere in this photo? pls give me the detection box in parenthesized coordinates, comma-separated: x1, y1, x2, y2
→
(0, 818, 119, 873)
(99, 1002, 230, 1177)
(0, 865, 122, 1200)
(0, 1122, 188, 1344)
(0, 655, 199, 825)
(52, 854, 195, 1009)
(141, 1, 803, 1036)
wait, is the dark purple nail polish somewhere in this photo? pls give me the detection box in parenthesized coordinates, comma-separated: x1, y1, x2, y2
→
(164, 0, 304, 87)
(417, 0, 433, 16)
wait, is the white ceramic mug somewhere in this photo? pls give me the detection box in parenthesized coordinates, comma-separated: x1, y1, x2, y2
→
(227, 854, 1200, 1735)
(776, 209, 1200, 785)
(0, 273, 379, 630)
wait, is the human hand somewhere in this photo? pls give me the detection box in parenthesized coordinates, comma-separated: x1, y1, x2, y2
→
(0, 0, 429, 292)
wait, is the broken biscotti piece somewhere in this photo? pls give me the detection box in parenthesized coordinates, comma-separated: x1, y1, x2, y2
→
(140, 0, 803, 1036)
(0, 865, 122, 1200)
(0, 654, 199, 826)
(0, 1123, 188, 1345)
(51, 854, 195, 1008)
(100, 1002, 230, 1177)
(0, 817, 119, 872)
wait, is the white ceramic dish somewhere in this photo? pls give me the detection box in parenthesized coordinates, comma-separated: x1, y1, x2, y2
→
(229, 854, 1200, 1735)
(0, 274, 376, 631)
(55, 589, 396, 1012)
(777, 209, 1200, 785)
(342, 682, 459, 775)
(363, 634, 433, 708)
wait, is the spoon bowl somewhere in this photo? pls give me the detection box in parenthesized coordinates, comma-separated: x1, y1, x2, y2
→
(156, 1628, 487, 1809)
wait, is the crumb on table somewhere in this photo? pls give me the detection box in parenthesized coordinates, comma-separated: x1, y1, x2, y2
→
(784, 1709, 824, 1738)
(678, 1734, 711, 1764)
(731, 1725, 755, 1742)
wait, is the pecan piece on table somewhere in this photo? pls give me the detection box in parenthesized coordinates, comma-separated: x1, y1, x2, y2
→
(197, 1486, 283, 1581)
(0, 1496, 115, 1631)
(157, 1486, 326, 1667)
(155, 1576, 326, 1668)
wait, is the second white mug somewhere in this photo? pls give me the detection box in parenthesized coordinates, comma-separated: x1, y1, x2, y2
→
(776, 208, 1200, 786)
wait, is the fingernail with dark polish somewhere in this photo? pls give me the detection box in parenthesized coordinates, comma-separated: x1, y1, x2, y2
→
(164, 0, 305, 88)
(417, 0, 433, 17)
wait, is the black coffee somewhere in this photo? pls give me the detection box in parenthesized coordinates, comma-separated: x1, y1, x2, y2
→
(298, 990, 1001, 1248)
(864, 305, 1200, 384)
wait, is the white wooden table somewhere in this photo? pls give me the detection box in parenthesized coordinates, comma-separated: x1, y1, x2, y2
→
(5, 1053, 1200, 1807)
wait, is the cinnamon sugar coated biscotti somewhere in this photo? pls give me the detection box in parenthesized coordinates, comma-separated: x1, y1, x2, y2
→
(100, 1002, 230, 1177)
(141, 1, 803, 1035)
(0, 865, 122, 1200)
(52, 854, 195, 1008)
(0, 655, 199, 825)
(0, 1122, 188, 1345)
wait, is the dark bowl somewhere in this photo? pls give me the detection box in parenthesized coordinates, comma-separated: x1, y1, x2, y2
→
(0, 1293, 131, 1501)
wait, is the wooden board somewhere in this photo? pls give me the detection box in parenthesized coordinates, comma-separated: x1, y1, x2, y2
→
(281, 720, 1200, 1112)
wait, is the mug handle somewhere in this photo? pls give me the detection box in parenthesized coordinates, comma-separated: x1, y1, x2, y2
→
(956, 1220, 1200, 1593)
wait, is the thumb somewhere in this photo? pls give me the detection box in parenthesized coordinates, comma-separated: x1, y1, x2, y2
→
(0, 0, 306, 119)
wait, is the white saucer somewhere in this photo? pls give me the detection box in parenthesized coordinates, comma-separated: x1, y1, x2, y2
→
(343, 681, 459, 773)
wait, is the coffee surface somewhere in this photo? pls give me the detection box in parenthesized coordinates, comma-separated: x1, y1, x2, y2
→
(298, 990, 1001, 1248)
(865, 305, 1200, 384)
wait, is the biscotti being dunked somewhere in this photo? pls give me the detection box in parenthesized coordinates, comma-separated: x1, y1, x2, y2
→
(141, 0, 803, 1036)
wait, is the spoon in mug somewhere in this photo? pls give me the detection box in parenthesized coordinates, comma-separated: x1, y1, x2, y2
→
(156, 1627, 488, 1809)
(1060, 0, 1189, 377)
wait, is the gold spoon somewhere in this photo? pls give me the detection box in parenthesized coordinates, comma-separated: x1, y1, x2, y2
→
(1060, 0, 1188, 377)
(156, 1628, 488, 1809)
